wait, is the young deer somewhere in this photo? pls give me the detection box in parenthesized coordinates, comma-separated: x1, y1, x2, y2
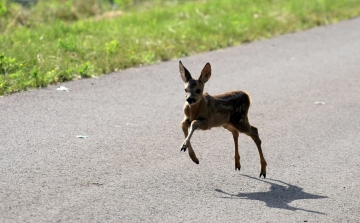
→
(179, 61, 267, 178)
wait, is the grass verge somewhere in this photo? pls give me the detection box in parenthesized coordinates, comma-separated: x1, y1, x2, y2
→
(1, 0, 360, 95)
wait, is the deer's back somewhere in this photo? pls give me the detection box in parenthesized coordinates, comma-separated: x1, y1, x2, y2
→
(211, 90, 251, 112)
(203, 91, 251, 128)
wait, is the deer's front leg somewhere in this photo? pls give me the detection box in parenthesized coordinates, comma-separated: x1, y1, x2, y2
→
(181, 118, 199, 164)
(181, 119, 202, 150)
(181, 119, 206, 164)
(180, 118, 191, 152)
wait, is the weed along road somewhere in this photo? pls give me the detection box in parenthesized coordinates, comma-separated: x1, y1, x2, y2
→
(1, 18, 360, 222)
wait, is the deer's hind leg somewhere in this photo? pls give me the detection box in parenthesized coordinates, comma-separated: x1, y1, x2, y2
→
(232, 117, 267, 178)
(223, 124, 241, 171)
(181, 118, 199, 164)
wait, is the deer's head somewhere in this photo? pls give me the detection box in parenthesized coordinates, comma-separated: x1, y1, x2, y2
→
(179, 61, 211, 105)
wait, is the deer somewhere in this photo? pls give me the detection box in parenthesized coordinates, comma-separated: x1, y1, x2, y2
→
(179, 61, 267, 178)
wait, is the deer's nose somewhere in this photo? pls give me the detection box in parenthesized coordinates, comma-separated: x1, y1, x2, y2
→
(186, 98, 196, 104)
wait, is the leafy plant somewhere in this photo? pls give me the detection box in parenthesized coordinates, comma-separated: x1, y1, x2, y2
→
(0, 55, 20, 75)
(78, 62, 93, 78)
(0, 0, 7, 16)
(105, 40, 120, 55)
(58, 38, 77, 52)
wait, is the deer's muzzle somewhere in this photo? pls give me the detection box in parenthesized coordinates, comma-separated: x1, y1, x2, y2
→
(186, 98, 196, 104)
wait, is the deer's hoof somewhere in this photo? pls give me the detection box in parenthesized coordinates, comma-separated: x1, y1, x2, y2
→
(235, 161, 241, 171)
(180, 145, 187, 152)
(259, 165, 266, 178)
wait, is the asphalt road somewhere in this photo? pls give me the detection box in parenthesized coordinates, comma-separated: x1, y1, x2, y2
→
(1, 17, 360, 222)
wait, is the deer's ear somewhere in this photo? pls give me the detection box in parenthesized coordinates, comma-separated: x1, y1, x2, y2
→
(199, 62, 211, 83)
(179, 61, 192, 83)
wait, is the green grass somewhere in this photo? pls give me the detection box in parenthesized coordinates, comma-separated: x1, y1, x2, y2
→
(1, 0, 360, 95)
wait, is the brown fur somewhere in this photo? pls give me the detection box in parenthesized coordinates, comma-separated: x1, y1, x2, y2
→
(179, 61, 267, 178)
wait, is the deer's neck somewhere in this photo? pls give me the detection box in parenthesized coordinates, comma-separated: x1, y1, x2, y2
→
(188, 96, 208, 120)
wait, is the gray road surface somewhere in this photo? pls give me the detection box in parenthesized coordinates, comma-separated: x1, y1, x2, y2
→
(1, 18, 360, 222)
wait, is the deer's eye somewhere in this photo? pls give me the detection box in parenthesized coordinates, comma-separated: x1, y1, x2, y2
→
(196, 89, 201, 94)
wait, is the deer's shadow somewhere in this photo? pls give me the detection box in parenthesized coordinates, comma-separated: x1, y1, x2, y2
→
(215, 175, 328, 214)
